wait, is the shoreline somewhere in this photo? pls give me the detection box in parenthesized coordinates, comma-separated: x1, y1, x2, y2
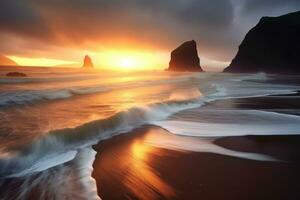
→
(92, 125, 300, 200)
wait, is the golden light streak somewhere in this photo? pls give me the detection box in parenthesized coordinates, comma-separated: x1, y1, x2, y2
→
(7, 55, 78, 67)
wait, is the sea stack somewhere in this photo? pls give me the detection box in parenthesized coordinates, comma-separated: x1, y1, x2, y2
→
(82, 55, 94, 68)
(224, 11, 300, 74)
(168, 40, 203, 72)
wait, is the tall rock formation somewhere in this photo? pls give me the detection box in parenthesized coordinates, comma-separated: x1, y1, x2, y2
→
(0, 55, 18, 66)
(168, 40, 203, 72)
(224, 11, 300, 74)
(82, 55, 94, 68)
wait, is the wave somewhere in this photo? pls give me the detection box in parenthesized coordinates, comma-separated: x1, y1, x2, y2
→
(0, 75, 101, 84)
(0, 97, 202, 178)
(0, 147, 100, 200)
(1, 72, 291, 107)
(2, 72, 300, 177)
(144, 130, 279, 162)
(0, 74, 192, 107)
(152, 110, 300, 137)
(230, 72, 269, 82)
(2, 72, 300, 200)
(1, 73, 300, 199)
(0, 86, 110, 106)
(202, 77, 300, 102)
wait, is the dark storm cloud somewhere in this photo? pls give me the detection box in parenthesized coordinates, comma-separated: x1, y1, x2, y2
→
(242, 0, 300, 13)
(31, 0, 235, 44)
(0, 0, 236, 60)
(0, 0, 50, 38)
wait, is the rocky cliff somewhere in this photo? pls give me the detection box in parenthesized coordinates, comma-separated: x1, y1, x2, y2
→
(224, 11, 300, 74)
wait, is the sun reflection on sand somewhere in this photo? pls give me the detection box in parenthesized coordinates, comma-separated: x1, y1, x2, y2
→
(122, 139, 176, 200)
(132, 140, 149, 160)
(93, 130, 176, 200)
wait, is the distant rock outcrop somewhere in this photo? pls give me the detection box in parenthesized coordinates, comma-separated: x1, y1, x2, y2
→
(168, 40, 203, 72)
(82, 55, 94, 68)
(6, 72, 26, 77)
(224, 11, 300, 74)
(0, 55, 18, 66)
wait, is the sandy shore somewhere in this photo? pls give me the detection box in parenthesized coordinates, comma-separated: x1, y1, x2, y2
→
(92, 125, 300, 200)
(92, 93, 300, 200)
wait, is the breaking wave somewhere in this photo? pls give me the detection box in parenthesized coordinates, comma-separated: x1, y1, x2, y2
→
(0, 74, 193, 107)
(2, 72, 300, 177)
(0, 98, 202, 178)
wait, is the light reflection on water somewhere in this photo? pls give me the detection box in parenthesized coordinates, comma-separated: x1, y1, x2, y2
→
(0, 83, 194, 149)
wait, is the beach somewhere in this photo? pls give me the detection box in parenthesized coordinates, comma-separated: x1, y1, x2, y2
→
(93, 125, 300, 200)
(1, 68, 300, 199)
(93, 93, 300, 200)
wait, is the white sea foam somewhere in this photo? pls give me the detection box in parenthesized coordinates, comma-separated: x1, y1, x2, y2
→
(0, 147, 101, 200)
(0, 86, 110, 106)
(152, 109, 300, 136)
(0, 73, 192, 106)
(144, 132, 278, 161)
(0, 98, 202, 178)
(230, 72, 269, 82)
(144, 109, 300, 162)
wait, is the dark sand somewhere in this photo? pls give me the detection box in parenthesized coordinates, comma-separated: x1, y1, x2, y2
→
(92, 93, 300, 200)
(92, 125, 300, 200)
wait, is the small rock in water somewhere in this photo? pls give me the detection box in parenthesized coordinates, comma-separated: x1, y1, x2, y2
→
(82, 55, 94, 68)
(6, 72, 27, 77)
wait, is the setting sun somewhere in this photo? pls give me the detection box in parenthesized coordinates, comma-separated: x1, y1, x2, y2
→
(119, 57, 137, 69)
(93, 49, 167, 71)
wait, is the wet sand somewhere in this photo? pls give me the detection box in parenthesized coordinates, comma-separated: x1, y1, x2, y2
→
(203, 92, 300, 112)
(92, 93, 300, 200)
(92, 125, 300, 200)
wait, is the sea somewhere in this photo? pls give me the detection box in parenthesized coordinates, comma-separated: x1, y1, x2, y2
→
(0, 66, 300, 199)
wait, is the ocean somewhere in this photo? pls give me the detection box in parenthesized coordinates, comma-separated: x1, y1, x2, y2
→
(1, 66, 300, 199)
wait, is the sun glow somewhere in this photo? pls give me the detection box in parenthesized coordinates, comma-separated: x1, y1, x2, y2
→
(119, 57, 137, 68)
(95, 50, 167, 71)
(6, 48, 168, 70)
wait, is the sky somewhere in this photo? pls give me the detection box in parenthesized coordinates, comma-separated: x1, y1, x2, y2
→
(0, 0, 300, 71)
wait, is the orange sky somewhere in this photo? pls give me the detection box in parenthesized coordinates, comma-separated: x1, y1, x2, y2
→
(0, 0, 298, 71)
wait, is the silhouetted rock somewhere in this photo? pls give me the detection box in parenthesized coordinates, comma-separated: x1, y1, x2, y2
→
(0, 55, 18, 66)
(6, 72, 26, 77)
(224, 11, 300, 74)
(82, 55, 94, 68)
(168, 40, 203, 72)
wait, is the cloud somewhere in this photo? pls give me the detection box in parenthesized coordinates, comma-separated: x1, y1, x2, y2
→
(0, 0, 50, 38)
(0, 0, 236, 61)
(242, 0, 300, 14)
(0, 0, 299, 68)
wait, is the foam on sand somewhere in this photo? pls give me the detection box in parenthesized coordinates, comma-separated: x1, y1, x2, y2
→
(152, 110, 300, 137)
